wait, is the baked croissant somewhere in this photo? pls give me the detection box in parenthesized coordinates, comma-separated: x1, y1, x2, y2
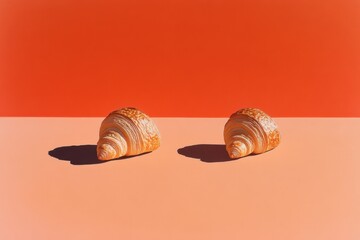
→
(97, 107, 161, 160)
(224, 108, 280, 159)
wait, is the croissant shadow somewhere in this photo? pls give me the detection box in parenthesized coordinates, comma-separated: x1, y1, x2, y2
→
(48, 145, 149, 165)
(177, 144, 247, 163)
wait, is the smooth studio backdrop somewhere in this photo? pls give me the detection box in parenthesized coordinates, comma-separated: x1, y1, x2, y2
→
(1, 0, 359, 117)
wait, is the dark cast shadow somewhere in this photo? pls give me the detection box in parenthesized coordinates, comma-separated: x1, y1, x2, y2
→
(49, 145, 149, 165)
(177, 144, 238, 163)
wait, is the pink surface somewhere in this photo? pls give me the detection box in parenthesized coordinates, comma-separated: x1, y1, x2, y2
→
(1, 118, 360, 239)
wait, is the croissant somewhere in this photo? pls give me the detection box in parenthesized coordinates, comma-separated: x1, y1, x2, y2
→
(224, 108, 280, 159)
(97, 107, 161, 160)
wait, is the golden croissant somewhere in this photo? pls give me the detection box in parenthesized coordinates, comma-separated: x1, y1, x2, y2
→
(97, 107, 161, 160)
(224, 108, 280, 159)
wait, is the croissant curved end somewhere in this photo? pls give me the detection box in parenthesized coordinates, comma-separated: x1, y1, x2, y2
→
(226, 140, 248, 159)
(97, 143, 117, 161)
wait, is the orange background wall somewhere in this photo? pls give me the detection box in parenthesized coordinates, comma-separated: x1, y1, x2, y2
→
(1, 0, 359, 117)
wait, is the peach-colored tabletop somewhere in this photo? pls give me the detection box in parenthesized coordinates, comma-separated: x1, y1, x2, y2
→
(1, 118, 359, 240)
